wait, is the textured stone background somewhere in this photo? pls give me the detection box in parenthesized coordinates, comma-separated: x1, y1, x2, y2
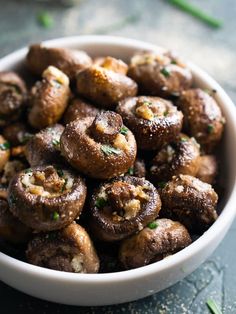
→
(0, 0, 236, 313)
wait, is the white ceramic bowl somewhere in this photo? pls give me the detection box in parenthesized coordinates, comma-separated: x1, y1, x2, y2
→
(0, 36, 236, 306)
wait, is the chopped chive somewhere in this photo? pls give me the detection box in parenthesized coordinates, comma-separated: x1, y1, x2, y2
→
(127, 167, 134, 175)
(95, 197, 107, 208)
(160, 67, 171, 78)
(120, 126, 128, 135)
(37, 11, 54, 29)
(168, 0, 223, 28)
(52, 139, 60, 147)
(147, 221, 158, 229)
(52, 211, 60, 221)
(101, 145, 121, 155)
(157, 181, 167, 189)
(207, 124, 214, 134)
(56, 169, 64, 177)
(206, 298, 222, 314)
(0, 142, 10, 151)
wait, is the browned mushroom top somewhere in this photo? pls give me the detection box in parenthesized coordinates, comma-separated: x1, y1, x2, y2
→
(27, 44, 92, 80)
(89, 176, 161, 241)
(63, 97, 100, 125)
(76, 65, 137, 109)
(178, 88, 224, 152)
(94, 56, 128, 74)
(26, 223, 99, 273)
(117, 96, 183, 150)
(160, 174, 218, 232)
(60, 112, 137, 179)
(128, 51, 192, 98)
(196, 155, 218, 184)
(149, 134, 200, 183)
(28, 66, 70, 130)
(0, 71, 27, 126)
(119, 218, 191, 269)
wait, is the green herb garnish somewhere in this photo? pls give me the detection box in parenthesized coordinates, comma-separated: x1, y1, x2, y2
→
(127, 167, 134, 175)
(19, 132, 33, 144)
(143, 101, 152, 106)
(164, 111, 168, 117)
(52, 139, 60, 147)
(52, 211, 60, 221)
(120, 126, 128, 135)
(180, 137, 188, 142)
(101, 145, 121, 155)
(171, 59, 177, 65)
(168, 0, 222, 28)
(25, 168, 32, 174)
(206, 299, 222, 314)
(37, 11, 54, 28)
(95, 197, 107, 208)
(57, 169, 64, 177)
(147, 221, 158, 230)
(207, 124, 214, 134)
(0, 142, 10, 151)
(160, 67, 171, 78)
(157, 181, 167, 189)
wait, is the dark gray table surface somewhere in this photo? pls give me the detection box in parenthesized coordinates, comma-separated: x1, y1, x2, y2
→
(0, 1, 236, 313)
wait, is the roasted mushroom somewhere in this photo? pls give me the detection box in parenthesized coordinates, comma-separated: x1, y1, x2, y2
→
(196, 155, 218, 184)
(3, 122, 33, 147)
(149, 134, 200, 183)
(1, 160, 27, 187)
(60, 111, 137, 179)
(160, 174, 218, 232)
(89, 176, 161, 241)
(76, 66, 137, 109)
(116, 96, 183, 150)
(27, 44, 92, 80)
(25, 124, 64, 167)
(63, 97, 100, 125)
(94, 56, 128, 74)
(8, 165, 87, 231)
(119, 218, 191, 269)
(0, 135, 10, 172)
(0, 198, 31, 244)
(26, 223, 99, 273)
(0, 71, 27, 127)
(128, 51, 192, 98)
(178, 88, 224, 152)
(28, 66, 70, 129)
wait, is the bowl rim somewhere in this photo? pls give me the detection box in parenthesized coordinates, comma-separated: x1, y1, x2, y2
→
(0, 35, 236, 284)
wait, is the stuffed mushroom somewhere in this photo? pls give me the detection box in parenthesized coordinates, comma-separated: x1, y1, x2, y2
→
(89, 176, 161, 241)
(116, 96, 183, 150)
(60, 111, 137, 179)
(8, 165, 87, 231)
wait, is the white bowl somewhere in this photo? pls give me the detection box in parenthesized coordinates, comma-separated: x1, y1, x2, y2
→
(0, 35, 236, 306)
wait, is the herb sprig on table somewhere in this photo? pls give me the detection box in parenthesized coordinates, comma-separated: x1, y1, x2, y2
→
(168, 0, 223, 28)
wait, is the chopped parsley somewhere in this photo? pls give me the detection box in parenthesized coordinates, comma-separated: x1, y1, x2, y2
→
(171, 59, 177, 65)
(52, 211, 60, 221)
(37, 11, 54, 28)
(52, 139, 60, 147)
(160, 67, 171, 78)
(101, 145, 121, 155)
(147, 221, 158, 229)
(180, 137, 188, 142)
(207, 124, 214, 134)
(120, 126, 128, 135)
(206, 298, 222, 314)
(163, 110, 168, 117)
(25, 168, 32, 174)
(0, 141, 10, 150)
(56, 169, 64, 177)
(143, 101, 152, 106)
(157, 181, 167, 189)
(95, 197, 107, 208)
(127, 167, 134, 175)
